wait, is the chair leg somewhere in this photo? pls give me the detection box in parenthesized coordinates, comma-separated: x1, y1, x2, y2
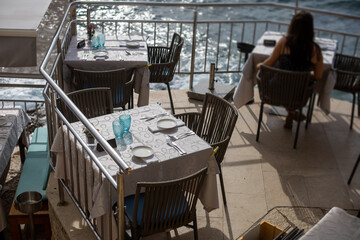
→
(256, 102, 264, 142)
(306, 93, 316, 129)
(166, 83, 175, 114)
(293, 108, 302, 149)
(218, 166, 227, 206)
(350, 93, 356, 130)
(357, 91, 359, 117)
(348, 153, 360, 185)
(193, 213, 199, 240)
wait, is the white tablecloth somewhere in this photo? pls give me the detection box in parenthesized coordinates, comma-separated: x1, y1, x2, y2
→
(64, 35, 150, 107)
(233, 31, 337, 114)
(300, 207, 360, 240)
(0, 107, 30, 177)
(0, 107, 30, 231)
(51, 104, 219, 239)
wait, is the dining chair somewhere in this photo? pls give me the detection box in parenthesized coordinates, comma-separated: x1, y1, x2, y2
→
(256, 65, 314, 149)
(175, 93, 239, 206)
(148, 32, 184, 114)
(124, 167, 207, 240)
(73, 68, 135, 110)
(332, 54, 360, 129)
(56, 87, 113, 123)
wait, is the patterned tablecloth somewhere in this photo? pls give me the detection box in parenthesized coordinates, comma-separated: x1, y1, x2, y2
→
(51, 104, 219, 238)
(0, 107, 30, 231)
(64, 35, 150, 107)
(0, 107, 30, 178)
(233, 31, 338, 114)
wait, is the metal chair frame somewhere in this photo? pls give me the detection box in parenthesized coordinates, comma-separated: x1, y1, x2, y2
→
(125, 168, 208, 240)
(175, 93, 238, 206)
(148, 33, 184, 114)
(256, 65, 314, 149)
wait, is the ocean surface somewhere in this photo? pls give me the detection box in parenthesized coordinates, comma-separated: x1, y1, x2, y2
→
(1, 0, 359, 108)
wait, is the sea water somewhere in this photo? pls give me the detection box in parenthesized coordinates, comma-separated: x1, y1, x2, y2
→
(0, 0, 359, 106)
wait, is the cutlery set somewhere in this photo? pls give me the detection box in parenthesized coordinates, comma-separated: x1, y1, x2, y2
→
(140, 113, 168, 121)
(166, 138, 186, 155)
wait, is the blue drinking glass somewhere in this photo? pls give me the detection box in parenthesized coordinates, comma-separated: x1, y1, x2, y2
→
(91, 36, 99, 49)
(112, 119, 124, 138)
(97, 34, 105, 47)
(119, 115, 131, 132)
(123, 132, 133, 145)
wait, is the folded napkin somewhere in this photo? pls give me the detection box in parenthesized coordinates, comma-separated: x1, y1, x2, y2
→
(0, 144, 3, 151)
(148, 118, 185, 133)
(130, 143, 158, 164)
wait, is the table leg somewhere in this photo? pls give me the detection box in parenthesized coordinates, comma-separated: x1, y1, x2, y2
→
(18, 138, 26, 164)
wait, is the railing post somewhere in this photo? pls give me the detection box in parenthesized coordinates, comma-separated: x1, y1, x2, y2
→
(209, 63, 216, 90)
(189, 10, 198, 90)
(117, 172, 125, 240)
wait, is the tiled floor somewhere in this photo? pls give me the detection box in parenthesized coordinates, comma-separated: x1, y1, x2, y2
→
(141, 89, 360, 239)
(49, 89, 360, 240)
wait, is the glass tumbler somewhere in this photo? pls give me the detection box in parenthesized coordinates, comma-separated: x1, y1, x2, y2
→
(91, 36, 99, 49)
(112, 119, 124, 138)
(119, 114, 131, 132)
(97, 34, 105, 47)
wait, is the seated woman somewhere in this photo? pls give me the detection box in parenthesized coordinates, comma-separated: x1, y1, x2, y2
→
(257, 10, 323, 129)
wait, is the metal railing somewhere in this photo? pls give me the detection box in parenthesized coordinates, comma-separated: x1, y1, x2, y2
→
(38, 1, 360, 239)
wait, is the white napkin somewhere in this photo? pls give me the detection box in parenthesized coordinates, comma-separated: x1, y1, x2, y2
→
(148, 119, 185, 133)
(0, 144, 3, 151)
(130, 143, 158, 164)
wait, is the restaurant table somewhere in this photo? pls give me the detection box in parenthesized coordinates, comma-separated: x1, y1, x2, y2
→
(233, 31, 337, 114)
(51, 104, 219, 239)
(63, 35, 150, 107)
(0, 107, 30, 232)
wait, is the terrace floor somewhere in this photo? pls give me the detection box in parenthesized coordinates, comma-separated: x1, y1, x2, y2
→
(48, 89, 360, 240)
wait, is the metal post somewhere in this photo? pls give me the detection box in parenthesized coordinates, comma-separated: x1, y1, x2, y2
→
(189, 11, 198, 90)
(87, 7, 90, 27)
(117, 172, 125, 240)
(209, 63, 216, 90)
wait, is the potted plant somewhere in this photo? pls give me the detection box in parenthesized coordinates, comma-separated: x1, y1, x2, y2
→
(87, 23, 96, 40)
(83, 125, 99, 144)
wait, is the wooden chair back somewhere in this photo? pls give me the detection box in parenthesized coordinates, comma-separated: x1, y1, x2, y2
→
(257, 65, 313, 110)
(57, 87, 113, 123)
(197, 93, 238, 164)
(73, 68, 134, 109)
(131, 168, 207, 238)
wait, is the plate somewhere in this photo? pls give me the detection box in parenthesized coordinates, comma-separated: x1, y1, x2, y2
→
(157, 118, 177, 130)
(0, 119, 6, 126)
(94, 51, 108, 57)
(132, 145, 154, 158)
(126, 42, 140, 48)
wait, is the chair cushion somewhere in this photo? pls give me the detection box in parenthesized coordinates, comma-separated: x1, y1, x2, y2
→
(125, 192, 189, 226)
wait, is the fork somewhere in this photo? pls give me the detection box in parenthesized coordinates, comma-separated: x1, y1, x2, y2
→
(168, 131, 195, 141)
(166, 138, 186, 155)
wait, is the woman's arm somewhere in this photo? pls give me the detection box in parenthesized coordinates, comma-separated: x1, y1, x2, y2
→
(256, 37, 286, 70)
(313, 44, 323, 80)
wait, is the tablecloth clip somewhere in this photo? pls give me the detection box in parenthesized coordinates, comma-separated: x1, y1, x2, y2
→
(210, 146, 219, 158)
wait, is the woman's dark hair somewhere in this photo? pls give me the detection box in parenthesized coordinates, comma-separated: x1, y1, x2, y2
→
(286, 10, 320, 65)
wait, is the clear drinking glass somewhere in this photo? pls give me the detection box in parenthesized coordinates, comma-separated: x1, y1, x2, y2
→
(112, 119, 124, 138)
(119, 115, 131, 132)
(91, 36, 99, 49)
(97, 34, 105, 47)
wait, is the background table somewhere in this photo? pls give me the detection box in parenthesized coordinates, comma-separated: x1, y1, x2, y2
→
(233, 31, 337, 114)
(64, 35, 150, 107)
(0, 107, 30, 232)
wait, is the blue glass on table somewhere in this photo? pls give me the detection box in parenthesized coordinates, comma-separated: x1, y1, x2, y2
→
(115, 137, 127, 151)
(91, 36, 99, 49)
(112, 119, 124, 138)
(123, 132, 133, 145)
(97, 34, 105, 47)
(119, 114, 131, 132)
